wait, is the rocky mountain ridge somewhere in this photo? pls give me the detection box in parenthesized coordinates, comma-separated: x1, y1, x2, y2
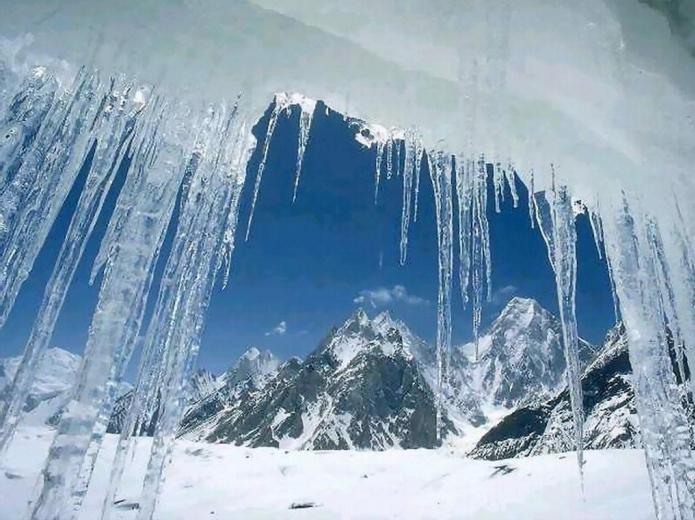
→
(3, 297, 648, 458)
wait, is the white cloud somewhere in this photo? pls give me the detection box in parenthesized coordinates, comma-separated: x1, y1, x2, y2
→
(491, 284, 518, 305)
(265, 320, 287, 336)
(353, 285, 429, 308)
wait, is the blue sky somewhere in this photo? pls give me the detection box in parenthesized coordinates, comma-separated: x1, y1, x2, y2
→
(0, 100, 615, 376)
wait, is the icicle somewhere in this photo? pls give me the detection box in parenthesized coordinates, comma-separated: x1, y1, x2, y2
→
(218, 124, 255, 290)
(663, 198, 695, 398)
(492, 161, 504, 213)
(603, 243, 621, 323)
(602, 195, 695, 519)
(644, 218, 689, 387)
(26, 96, 197, 520)
(479, 157, 492, 303)
(0, 74, 144, 461)
(528, 169, 536, 229)
(471, 155, 490, 358)
(130, 119, 251, 520)
(412, 139, 423, 222)
(534, 168, 585, 483)
(0, 68, 109, 328)
(399, 130, 417, 265)
(0, 67, 58, 192)
(374, 139, 385, 204)
(103, 114, 254, 518)
(455, 156, 474, 309)
(427, 150, 453, 440)
(505, 165, 519, 208)
(395, 138, 401, 178)
(589, 210, 604, 260)
(292, 102, 315, 203)
(245, 98, 283, 241)
(386, 137, 393, 180)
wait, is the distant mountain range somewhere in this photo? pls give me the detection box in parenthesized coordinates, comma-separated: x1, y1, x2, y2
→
(172, 297, 626, 451)
(2, 297, 671, 459)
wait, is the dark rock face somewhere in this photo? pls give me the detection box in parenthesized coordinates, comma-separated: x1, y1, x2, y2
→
(470, 324, 639, 460)
(197, 311, 454, 450)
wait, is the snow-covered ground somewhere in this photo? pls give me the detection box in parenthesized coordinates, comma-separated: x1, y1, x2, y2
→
(0, 427, 653, 519)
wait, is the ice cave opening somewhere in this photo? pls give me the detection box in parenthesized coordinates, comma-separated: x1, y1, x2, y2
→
(0, 1, 694, 519)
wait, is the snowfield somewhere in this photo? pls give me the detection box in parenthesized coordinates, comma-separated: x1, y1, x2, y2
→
(0, 427, 653, 519)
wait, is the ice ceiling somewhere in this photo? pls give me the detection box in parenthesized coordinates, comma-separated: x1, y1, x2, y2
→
(1, 0, 695, 203)
(1, 1, 695, 519)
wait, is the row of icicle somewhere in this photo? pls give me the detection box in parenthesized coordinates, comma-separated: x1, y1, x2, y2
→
(0, 61, 694, 520)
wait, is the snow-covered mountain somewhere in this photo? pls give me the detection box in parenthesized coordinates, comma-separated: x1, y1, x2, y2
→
(183, 309, 454, 449)
(219, 347, 280, 388)
(463, 297, 595, 410)
(0, 347, 81, 426)
(148, 298, 594, 450)
(5, 298, 631, 457)
(469, 323, 641, 460)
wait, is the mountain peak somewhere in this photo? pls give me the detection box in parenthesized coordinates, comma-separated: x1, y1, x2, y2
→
(492, 297, 548, 332)
(222, 347, 280, 387)
(351, 307, 370, 325)
(373, 309, 393, 323)
(504, 296, 541, 313)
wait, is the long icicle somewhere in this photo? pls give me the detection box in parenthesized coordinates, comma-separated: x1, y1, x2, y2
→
(0, 68, 106, 328)
(134, 118, 251, 520)
(0, 73, 143, 460)
(374, 139, 385, 204)
(26, 95, 193, 520)
(602, 194, 695, 519)
(427, 150, 453, 441)
(245, 97, 284, 241)
(471, 155, 492, 359)
(99, 119, 253, 520)
(534, 169, 585, 483)
(292, 102, 315, 203)
(412, 138, 423, 222)
(399, 130, 417, 265)
(527, 168, 536, 229)
(455, 156, 473, 309)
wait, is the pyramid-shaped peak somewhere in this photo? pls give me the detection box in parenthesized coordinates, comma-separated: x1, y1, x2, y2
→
(374, 309, 392, 320)
(496, 297, 547, 322)
(373, 309, 396, 327)
(352, 307, 370, 323)
(505, 296, 540, 310)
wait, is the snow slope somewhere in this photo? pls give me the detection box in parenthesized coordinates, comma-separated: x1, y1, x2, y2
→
(0, 426, 654, 519)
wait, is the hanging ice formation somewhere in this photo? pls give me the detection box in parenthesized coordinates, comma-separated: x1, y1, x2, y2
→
(292, 96, 315, 203)
(2, 0, 695, 516)
(427, 150, 453, 436)
(0, 68, 106, 329)
(0, 70, 146, 458)
(27, 94, 194, 519)
(109, 112, 251, 520)
(399, 129, 422, 265)
(533, 170, 586, 480)
(246, 93, 314, 237)
(601, 195, 695, 520)
(450, 156, 493, 360)
(0, 58, 255, 518)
